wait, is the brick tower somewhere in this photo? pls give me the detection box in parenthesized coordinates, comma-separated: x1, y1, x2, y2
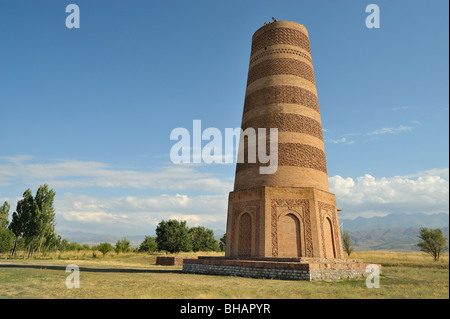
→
(183, 20, 376, 281)
(225, 20, 344, 259)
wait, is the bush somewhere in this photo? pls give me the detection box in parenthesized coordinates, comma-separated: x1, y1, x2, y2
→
(115, 238, 130, 254)
(219, 233, 226, 252)
(97, 242, 113, 256)
(342, 230, 354, 257)
(139, 236, 157, 253)
(189, 226, 218, 252)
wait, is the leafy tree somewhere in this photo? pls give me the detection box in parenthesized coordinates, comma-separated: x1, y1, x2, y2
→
(0, 228, 14, 253)
(416, 227, 448, 261)
(139, 236, 157, 253)
(60, 238, 69, 253)
(8, 189, 34, 256)
(0, 201, 13, 253)
(21, 189, 40, 256)
(7, 185, 58, 257)
(45, 233, 62, 253)
(97, 242, 113, 257)
(342, 230, 354, 257)
(156, 219, 192, 253)
(34, 184, 56, 254)
(219, 233, 226, 252)
(115, 238, 130, 254)
(189, 226, 218, 252)
(0, 201, 10, 229)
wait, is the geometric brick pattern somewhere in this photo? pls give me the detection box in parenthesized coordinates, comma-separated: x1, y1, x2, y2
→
(243, 85, 320, 115)
(242, 112, 324, 140)
(251, 27, 311, 54)
(249, 47, 313, 66)
(236, 143, 327, 174)
(247, 58, 315, 86)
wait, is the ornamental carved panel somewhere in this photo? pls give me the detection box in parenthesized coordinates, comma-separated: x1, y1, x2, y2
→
(271, 199, 312, 257)
(318, 201, 342, 259)
(230, 200, 260, 257)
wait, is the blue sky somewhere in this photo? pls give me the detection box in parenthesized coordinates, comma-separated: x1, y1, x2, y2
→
(0, 0, 448, 237)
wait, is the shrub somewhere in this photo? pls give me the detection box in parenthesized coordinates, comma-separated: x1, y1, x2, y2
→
(139, 236, 157, 253)
(97, 242, 113, 257)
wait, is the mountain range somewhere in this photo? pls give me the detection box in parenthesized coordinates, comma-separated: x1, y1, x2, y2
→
(339, 212, 449, 231)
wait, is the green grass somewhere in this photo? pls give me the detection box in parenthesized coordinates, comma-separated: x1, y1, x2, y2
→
(0, 251, 448, 299)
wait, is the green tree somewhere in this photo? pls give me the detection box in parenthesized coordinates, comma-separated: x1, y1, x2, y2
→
(219, 233, 227, 252)
(8, 185, 58, 257)
(0, 201, 10, 229)
(342, 230, 354, 257)
(45, 233, 61, 254)
(97, 242, 113, 257)
(416, 227, 448, 261)
(189, 226, 218, 252)
(139, 236, 157, 253)
(0, 228, 15, 253)
(0, 201, 13, 253)
(115, 238, 130, 254)
(8, 189, 34, 257)
(34, 184, 56, 255)
(60, 238, 69, 253)
(156, 219, 192, 253)
(21, 189, 40, 257)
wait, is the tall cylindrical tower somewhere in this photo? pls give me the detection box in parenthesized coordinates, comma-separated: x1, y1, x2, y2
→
(226, 20, 344, 260)
(234, 20, 329, 193)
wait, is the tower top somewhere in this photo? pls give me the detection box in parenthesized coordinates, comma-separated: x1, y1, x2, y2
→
(254, 20, 309, 40)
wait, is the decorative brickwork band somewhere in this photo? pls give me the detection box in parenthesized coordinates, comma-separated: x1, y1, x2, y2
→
(242, 112, 324, 140)
(247, 58, 315, 86)
(236, 143, 327, 174)
(243, 85, 320, 115)
(249, 48, 313, 66)
(251, 27, 311, 54)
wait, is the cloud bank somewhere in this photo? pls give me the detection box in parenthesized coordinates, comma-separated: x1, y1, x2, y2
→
(1, 156, 448, 236)
(329, 168, 449, 219)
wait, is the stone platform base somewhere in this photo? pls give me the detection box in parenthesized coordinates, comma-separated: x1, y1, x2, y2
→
(182, 257, 380, 281)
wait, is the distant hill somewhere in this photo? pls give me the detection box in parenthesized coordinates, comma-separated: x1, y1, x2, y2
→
(340, 212, 449, 231)
(60, 231, 145, 248)
(340, 213, 449, 252)
(60, 228, 226, 248)
(346, 226, 449, 252)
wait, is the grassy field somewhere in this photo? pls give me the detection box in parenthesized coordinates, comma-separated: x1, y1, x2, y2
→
(0, 250, 448, 299)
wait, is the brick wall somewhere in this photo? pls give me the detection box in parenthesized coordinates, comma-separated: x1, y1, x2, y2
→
(156, 256, 185, 266)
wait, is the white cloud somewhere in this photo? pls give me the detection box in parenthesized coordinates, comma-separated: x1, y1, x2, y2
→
(329, 168, 449, 219)
(324, 123, 416, 146)
(54, 193, 228, 234)
(325, 137, 355, 145)
(366, 125, 413, 135)
(63, 211, 127, 223)
(0, 156, 233, 193)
